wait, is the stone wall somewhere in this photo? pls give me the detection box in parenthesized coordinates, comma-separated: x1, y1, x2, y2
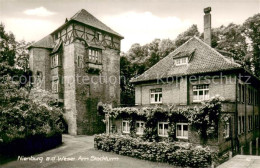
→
(63, 43, 77, 135)
(29, 48, 51, 91)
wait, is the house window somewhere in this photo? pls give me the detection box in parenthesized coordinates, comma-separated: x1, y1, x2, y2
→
(175, 57, 188, 66)
(193, 85, 209, 102)
(248, 88, 251, 104)
(256, 115, 259, 128)
(224, 122, 230, 139)
(150, 88, 162, 104)
(77, 55, 84, 68)
(122, 120, 130, 133)
(136, 121, 145, 135)
(248, 115, 252, 131)
(255, 91, 258, 105)
(241, 84, 245, 103)
(250, 115, 253, 130)
(176, 123, 188, 139)
(88, 48, 102, 64)
(248, 87, 254, 105)
(242, 116, 245, 133)
(238, 116, 241, 134)
(51, 54, 59, 68)
(52, 80, 59, 93)
(158, 122, 168, 137)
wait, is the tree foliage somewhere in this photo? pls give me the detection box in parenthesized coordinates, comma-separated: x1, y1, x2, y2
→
(175, 24, 200, 47)
(0, 23, 16, 66)
(0, 24, 64, 143)
(242, 13, 260, 77)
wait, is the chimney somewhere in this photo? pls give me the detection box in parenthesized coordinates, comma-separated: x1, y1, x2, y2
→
(204, 7, 211, 46)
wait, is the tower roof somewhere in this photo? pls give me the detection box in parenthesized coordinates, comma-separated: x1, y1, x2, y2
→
(69, 9, 123, 38)
(29, 9, 123, 49)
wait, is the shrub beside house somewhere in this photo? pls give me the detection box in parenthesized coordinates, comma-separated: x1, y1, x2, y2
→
(0, 63, 64, 160)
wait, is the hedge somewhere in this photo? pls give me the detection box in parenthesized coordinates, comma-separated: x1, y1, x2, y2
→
(94, 134, 216, 167)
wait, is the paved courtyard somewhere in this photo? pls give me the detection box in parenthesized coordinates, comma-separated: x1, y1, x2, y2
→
(217, 155, 260, 168)
(1, 134, 173, 168)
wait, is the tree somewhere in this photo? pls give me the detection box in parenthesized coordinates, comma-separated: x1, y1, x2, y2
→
(242, 13, 260, 77)
(211, 24, 247, 61)
(120, 56, 135, 106)
(175, 24, 200, 47)
(15, 40, 33, 72)
(0, 23, 16, 66)
(158, 38, 176, 58)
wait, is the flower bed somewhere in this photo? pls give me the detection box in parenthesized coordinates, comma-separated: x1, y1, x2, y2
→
(94, 134, 216, 167)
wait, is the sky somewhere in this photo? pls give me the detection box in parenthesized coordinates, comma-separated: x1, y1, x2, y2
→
(0, 0, 259, 52)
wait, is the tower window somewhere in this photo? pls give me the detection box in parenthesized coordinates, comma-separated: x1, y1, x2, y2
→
(51, 54, 59, 68)
(88, 48, 102, 64)
(97, 32, 102, 41)
(52, 80, 59, 93)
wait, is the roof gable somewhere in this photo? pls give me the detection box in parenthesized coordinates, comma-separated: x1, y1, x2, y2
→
(130, 37, 241, 83)
(70, 9, 123, 38)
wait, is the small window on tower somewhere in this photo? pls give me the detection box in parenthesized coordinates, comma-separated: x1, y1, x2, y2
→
(97, 32, 102, 41)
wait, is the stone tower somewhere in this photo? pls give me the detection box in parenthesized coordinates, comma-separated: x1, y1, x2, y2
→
(28, 9, 123, 135)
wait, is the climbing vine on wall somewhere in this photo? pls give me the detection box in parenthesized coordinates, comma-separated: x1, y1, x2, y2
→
(101, 95, 225, 141)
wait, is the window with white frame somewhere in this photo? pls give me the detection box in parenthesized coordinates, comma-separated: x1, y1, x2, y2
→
(136, 121, 145, 135)
(88, 48, 102, 64)
(150, 88, 162, 104)
(224, 122, 230, 138)
(193, 85, 209, 102)
(51, 54, 59, 68)
(158, 122, 168, 137)
(52, 80, 59, 93)
(176, 123, 188, 139)
(122, 120, 130, 133)
(175, 57, 188, 66)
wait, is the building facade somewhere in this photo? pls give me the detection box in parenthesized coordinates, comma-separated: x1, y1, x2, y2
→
(112, 7, 260, 155)
(28, 9, 123, 135)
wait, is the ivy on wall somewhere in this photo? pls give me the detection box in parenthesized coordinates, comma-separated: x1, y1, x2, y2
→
(101, 95, 225, 141)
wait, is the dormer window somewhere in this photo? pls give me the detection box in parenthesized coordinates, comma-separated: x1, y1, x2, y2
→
(175, 57, 188, 66)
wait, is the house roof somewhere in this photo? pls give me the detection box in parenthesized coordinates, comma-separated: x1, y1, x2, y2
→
(130, 37, 242, 83)
(29, 9, 123, 49)
(28, 35, 54, 49)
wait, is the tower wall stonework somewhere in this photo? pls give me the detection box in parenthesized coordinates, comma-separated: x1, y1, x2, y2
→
(72, 40, 120, 135)
(63, 43, 77, 135)
(29, 48, 51, 91)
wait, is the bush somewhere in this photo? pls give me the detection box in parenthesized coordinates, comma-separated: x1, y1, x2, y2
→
(0, 73, 64, 143)
(94, 134, 215, 167)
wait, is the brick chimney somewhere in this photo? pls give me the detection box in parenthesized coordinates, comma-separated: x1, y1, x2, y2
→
(204, 7, 211, 46)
